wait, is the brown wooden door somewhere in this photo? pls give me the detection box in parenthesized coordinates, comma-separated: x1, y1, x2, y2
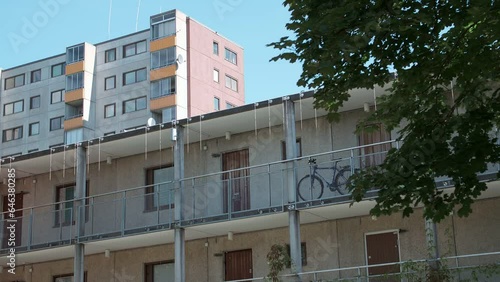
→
(222, 149, 250, 212)
(2, 193, 23, 249)
(359, 124, 391, 168)
(225, 249, 253, 280)
(366, 231, 400, 280)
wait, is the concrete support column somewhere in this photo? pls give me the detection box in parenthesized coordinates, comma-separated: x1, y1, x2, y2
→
(284, 98, 302, 275)
(74, 145, 87, 282)
(174, 125, 185, 282)
(426, 218, 440, 268)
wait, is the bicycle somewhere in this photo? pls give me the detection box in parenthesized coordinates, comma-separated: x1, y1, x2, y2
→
(297, 157, 352, 201)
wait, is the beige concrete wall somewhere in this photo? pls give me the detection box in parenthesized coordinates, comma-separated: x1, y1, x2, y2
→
(2, 196, 499, 281)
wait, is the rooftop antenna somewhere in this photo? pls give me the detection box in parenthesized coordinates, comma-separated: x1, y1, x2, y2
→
(108, 0, 113, 39)
(135, 0, 142, 32)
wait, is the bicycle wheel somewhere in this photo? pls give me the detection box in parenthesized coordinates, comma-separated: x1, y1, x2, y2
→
(334, 167, 352, 195)
(297, 175, 324, 201)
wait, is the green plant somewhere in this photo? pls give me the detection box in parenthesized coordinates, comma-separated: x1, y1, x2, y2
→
(266, 244, 290, 282)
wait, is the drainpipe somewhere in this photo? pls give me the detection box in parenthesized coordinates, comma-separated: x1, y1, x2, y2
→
(174, 125, 186, 282)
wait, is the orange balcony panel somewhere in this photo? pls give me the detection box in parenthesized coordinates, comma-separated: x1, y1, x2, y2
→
(65, 88, 84, 103)
(150, 35, 176, 52)
(150, 95, 176, 111)
(64, 116, 84, 131)
(66, 61, 85, 75)
(150, 65, 176, 81)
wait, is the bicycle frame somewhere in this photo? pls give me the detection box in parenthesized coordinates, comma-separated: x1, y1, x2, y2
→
(308, 160, 345, 191)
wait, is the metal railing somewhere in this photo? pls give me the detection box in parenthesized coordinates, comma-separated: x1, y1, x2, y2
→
(225, 251, 500, 282)
(1, 140, 498, 254)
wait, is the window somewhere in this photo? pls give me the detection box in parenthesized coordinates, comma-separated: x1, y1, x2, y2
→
(123, 96, 147, 113)
(105, 76, 116, 90)
(104, 104, 116, 118)
(55, 183, 89, 226)
(145, 166, 174, 210)
(214, 97, 220, 111)
(123, 40, 146, 58)
(225, 75, 238, 92)
(30, 96, 40, 109)
(151, 19, 175, 40)
(51, 63, 65, 77)
(51, 90, 64, 104)
(53, 273, 87, 282)
(226, 102, 235, 109)
(31, 69, 41, 83)
(151, 47, 176, 69)
(67, 44, 84, 64)
(66, 72, 84, 91)
(151, 77, 176, 99)
(123, 68, 147, 85)
(225, 48, 237, 64)
(3, 100, 24, 116)
(213, 69, 219, 82)
(50, 116, 64, 131)
(105, 48, 116, 63)
(29, 122, 40, 136)
(358, 123, 391, 167)
(286, 243, 307, 267)
(4, 74, 25, 90)
(145, 261, 175, 282)
(281, 138, 302, 160)
(161, 107, 176, 123)
(213, 42, 219, 55)
(2, 126, 23, 142)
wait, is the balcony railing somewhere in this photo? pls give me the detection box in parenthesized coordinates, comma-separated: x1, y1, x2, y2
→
(1, 141, 499, 254)
(224, 251, 500, 282)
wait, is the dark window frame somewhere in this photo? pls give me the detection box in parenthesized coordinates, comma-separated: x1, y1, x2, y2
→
(30, 95, 41, 109)
(144, 260, 174, 282)
(51, 89, 64, 104)
(51, 63, 66, 77)
(50, 116, 64, 131)
(214, 97, 220, 111)
(123, 68, 147, 86)
(224, 48, 237, 64)
(281, 138, 302, 160)
(4, 74, 25, 90)
(144, 165, 175, 212)
(29, 122, 40, 136)
(213, 41, 219, 55)
(122, 96, 147, 113)
(54, 182, 90, 227)
(286, 242, 307, 267)
(104, 103, 116, 118)
(3, 100, 24, 116)
(105, 48, 116, 63)
(2, 126, 23, 143)
(123, 40, 147, 58)
(31, 69, 42, 83)
(225, 75, 238, 92)
(105, 75, 116, 90)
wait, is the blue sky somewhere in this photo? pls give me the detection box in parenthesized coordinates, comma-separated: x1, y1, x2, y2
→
(0, 0, 306, 103)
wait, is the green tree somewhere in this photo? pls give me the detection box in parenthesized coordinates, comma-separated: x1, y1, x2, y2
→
(269, 0, 500, 222)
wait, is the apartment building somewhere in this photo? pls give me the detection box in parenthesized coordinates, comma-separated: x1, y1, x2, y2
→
(0, 9, 244, 158)
(0, 87, 499, 281)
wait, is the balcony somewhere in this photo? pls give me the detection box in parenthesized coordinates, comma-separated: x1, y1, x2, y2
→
(150, 64, 176, 81)
(65, 88, 84, 104)
(1, 141, 498, 255)
(64, 115, 84, 130)
(150, 35, 176, 52)
(150, 94, 176, 111)
(65, 60, 85, 75)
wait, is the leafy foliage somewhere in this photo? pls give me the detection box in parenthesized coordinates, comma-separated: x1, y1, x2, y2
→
(266, 244, 290, 282)
(270, 0, 500, 222)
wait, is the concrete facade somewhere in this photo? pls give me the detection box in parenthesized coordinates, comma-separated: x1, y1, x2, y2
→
(0, 9, 245, 158)
(0, 90, 499, 281)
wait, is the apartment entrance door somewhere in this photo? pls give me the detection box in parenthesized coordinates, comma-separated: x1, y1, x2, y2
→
(365, 231, 400, 281)
(225, 249, 253, 280)
(222, 149, 250, 212)
(2, 193, 23, 249)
